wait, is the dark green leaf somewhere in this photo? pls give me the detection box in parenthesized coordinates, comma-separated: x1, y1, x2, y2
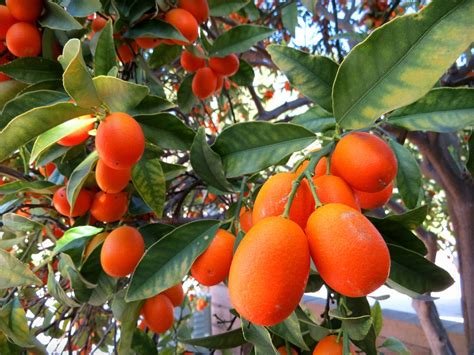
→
(230, 59, 255, 86)
(281, 2, 298, 36)
(269, 312, 309, 350)
(128, 95, 174, 116)
(66, 151, 98, 210)
(180, 329, 246, 349)
(124, 20, 187, 42)
(291, 106, 335, 133)
(67, 0, 102, 17)
(241, 319, 278, 355)
(39, 1, 83, 31)
(139, 223, 175, 249)
(177, 74, 196, 114)
(0, 81, 29, 111)
(467, 133, 474, 176)
(131, 329, 158, 355)
(209, 0, 249, 16)
(0, 249, 42, 289)
(161, 162, 186, 181)
(93, 76, 149, 112)
(94, 20, 117, 76)
(149, 44, 182, 69)
(378, 205, 428, 229)
(0, 58, 62, 84)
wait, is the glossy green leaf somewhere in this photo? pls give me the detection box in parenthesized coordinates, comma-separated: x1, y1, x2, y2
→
(0, 90, 69, 130)
(139, 223, 175, 249)
(380, 337, 410, 355)
(30, 117, 96, 164)
(389, 88, 474, 132)
(213, 122, 315, 177)
(67, 151, 98, 209)
(54, 226, 103, 254)
(209, 25, 275, 57)
(387, 244, 454, 296)
(370, 301, 383, 337)
(94, 20, 117, 76)
(2, 213, 43, 232)
(291, 106, 335, 133)
(59, 39, 102, 108)
(124, 20, 187, 42)
(389, 140, 422, 209)
(132, 155, 166, 218)
(0, 102, 92, 162)
(149, 44, 182, 69)
(282, 2, 298, 36)
(58, 253, 96, 290)
(39, 1, 83, 31)
(0, 249, 42, 289)
(0, 58, 62, 84)
(344, 297, 377, 353)
(177, 74, 196, 114)
(230, 59, 255, 86)
(180, 328, 246, 349)
(269, 312, 309, 350)
(379, 205, 428, 229)
(93, 76, 149, 112)
(128, 95, 174, 116)
(268, 45, 338, 112)
(126, 220, 220, 301)
(35, 144, 70, 168)
(67, 0, 101, 17)
(47, 264, 80, 308)
(136, 113, 195, 150)
(333, 0, 474, 129)
(242, 319, 278, 355)
(112, 291, 143, 354)
(0, 81, 28, 111)
(0, 299, 36, 348)
(131, 329, 158, 355)
(19, 79, 63, 94)
(191, 128, 235, 192)
(0, 181, 57, 195)
(209, 0, 250, 16)
(161, 162, 186, 181)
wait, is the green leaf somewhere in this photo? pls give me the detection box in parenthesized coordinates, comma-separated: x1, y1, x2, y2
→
(208, 0, 250, 16)
(0, 299, 36, 348)
(132, 155, 166, 218)
(387, 244, 454, 296)
(343, 297, 377, 353)
(0, 102, 92, 163)
(0, 81, 29, 111)
(0, 58, 62, 84)
(67, 0, 101, 17)
(35, 144, 70, 168)
(370, 301, 383, 337)
(291, 106, 335, 133)
(59, 39, 102, 108)
(0, 249, 42, 288)
(241, 319, 278, 355)
(66, 151, 98, 209)
(139, 223, 175, 248)
(58, 253, 97, 290)
(230, 59, 255, 86)
(94, 20, 117, 76)
(181, 329, 246, 349)
(30, 117, 96, 164)
(128, 95, 174, 116)
(41, 28, 57, 61)
(161, 162, 186, 181)
(190, 128, 235, 192)
(2, 213, 44, 232)
(389, 88, 474, 132)
(380, 337, 410, 355)
(467, 133, 474, 176)
(0, 90, 69, 130)
(136, 113, 195, 151)
(126, 220, 220, 301)
(54, 226, 103, 254)
(281, 2, 298, 36)
(269, 312, 309, 350)
(93, 76, 149, 112)
(177, 74, 196, 114)
(378, 205, 428, 229)
(389, 140, 422, 209)
(47, 264, 81, 308)
(131, 329, 158, 355)
(333, 0, 474, 129)
(0, 181, 57, 195)
(213, 122, 315, 177)
(209, 25, 275, 57)
(112, 291, 143, 354)
(149, 44, 182, 69)
(0, 236, 25, 250)
(268, 45, 338, 112)
(39, 1, 83, 31)
(124, 20, 187, 42)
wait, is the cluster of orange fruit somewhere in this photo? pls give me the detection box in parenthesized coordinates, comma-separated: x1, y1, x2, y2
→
(0, 0, 44, 80)
(51, 112, 145, 224)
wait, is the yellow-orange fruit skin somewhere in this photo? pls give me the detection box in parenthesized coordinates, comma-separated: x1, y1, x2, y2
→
(161, 284, 185, 307)
(0, 5, 16, 40)
(306, 203, 390, 297)
(164, 8, 198, 45)
(191, 229, 235, 286)
(277, 345, 297, 355)
(209, 54, 240, 77)
(228, 217, 310, 326)
(6, 22, 41, 57)
(52, 187, 92, 217)
(192, 67, 217, 99)
(95, 159, 131, 193)
(312, 335, 355, 355)
(313, 175, 360, 211)
(239, 207, 253, 233)
(354, 182, 394, 210)
(331, 132, 397, 192)
(6, 0, 43, 22)
(142, 294, 175, 334)
(90, 191, 128, 222)
(178, 0, 209, 23)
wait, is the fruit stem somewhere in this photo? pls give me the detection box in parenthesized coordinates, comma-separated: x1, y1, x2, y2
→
(305, 171, 322, 207)
(233, 176, 248, 233)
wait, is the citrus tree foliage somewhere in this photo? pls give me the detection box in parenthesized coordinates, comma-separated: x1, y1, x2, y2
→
(0, 0, 473, 354)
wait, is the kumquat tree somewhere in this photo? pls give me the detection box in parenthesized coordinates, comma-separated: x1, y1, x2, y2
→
(0, 0, 473, 354)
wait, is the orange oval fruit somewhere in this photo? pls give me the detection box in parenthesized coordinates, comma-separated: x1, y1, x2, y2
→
(161, 283, 185, 307)
(95, 159, 131, 193)
(91, 16, 107, 32)
(0, 5, 16, 40)
(6, 0, 43, 22)
(39, 162, 55, 178)
(57, 115, 95, 147)
(253, 172, 314, 229)
(142, 294, 175, 333)
(192, 67, 217, 99)
(191, 229, 235, 286)
(313, 175, 360, 211)
(6, 22, 41, 57)
(209, 54, 240, 77)
(178, 0, 209, 23)
(215, 75, 224, 93)
(117, 41, 138, 63)
(331, 132, 397, 192)
(53, 187, 92, 217)
(239, 207, 253, 233)
(95, 112, 145, 170)
(90, 191, 128, 222)
(312, 335, 355, 355)
(228, 217, 310, 326)
(165, 8, 198, 45)
(354, 182, 394, 210)
(277, 345, 297, 355)
(305, 203, 390, 297)
(100, 226, 144, 277)
(180, 49, 206, 72)
(295, 157, 327, 178)
(136, 37, 162, 49)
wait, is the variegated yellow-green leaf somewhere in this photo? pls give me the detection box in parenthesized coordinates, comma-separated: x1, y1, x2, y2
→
(242, 319, 278, 355)
(2, 213, 44, 233)
(333, 0, 474, 129)
(47, 264, 81, 308)
(0, 299, 37, 348)
(0, 249, 42, 289)
(112, 290, 143, 354)
(93, 76, 149, 112)
(66, 151, 98, 211)
(0, 180, 57, 195)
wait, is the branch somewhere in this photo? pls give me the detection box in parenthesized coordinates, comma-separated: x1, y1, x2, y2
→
(257, 97, 311, 121)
